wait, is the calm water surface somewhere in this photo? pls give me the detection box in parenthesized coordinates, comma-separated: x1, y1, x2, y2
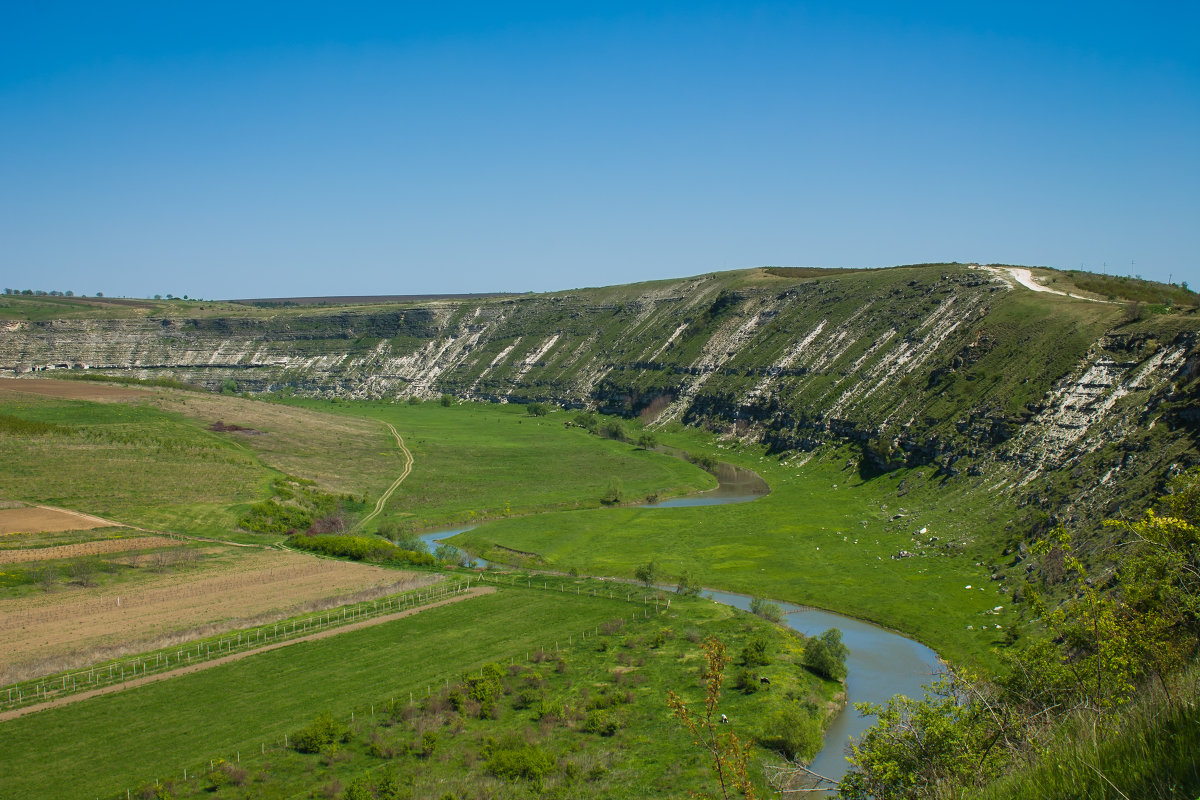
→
(415, 461, 939, 785)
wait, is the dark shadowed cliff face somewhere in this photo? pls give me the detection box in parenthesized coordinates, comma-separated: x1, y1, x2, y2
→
(3, 265, 1198, 532)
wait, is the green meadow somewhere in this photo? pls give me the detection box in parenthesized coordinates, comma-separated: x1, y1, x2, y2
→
(0, 394, 269, 537)
(2, 384, 1014, 667)
(450, 422, 1017, 669)
(1, 381, 1029, 795)
(1, 580, 838, 800)
(284, 398, 717, 533)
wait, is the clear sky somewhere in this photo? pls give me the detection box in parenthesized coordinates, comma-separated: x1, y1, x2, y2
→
(2, 1, 1197, 299)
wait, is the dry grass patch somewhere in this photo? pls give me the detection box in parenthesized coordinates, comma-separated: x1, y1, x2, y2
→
(149, 392, 405, 497)
(0, 377, 149, 401)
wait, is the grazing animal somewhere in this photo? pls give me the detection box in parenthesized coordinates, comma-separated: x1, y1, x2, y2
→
(759, 676, 771, 685)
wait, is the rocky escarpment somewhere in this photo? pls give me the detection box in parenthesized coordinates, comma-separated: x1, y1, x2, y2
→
(3, 265, 1198, 536)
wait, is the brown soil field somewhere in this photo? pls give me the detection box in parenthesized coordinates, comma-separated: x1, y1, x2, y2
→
(0, 548, 435, 674)
(0, 587, 494, 722)
(0, 377, 149, 401)
(0, 536, 179, 564)
(0, 506, 121, 535)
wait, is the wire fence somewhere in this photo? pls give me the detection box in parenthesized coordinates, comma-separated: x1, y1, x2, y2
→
(103, 574, 671, 800)
(1, 579, 472, 713)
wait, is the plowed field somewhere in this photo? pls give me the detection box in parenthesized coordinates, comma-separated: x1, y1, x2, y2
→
(0, 548, 434, 672)
(0, 506, 119, 535)
(0, 536, 179, 564)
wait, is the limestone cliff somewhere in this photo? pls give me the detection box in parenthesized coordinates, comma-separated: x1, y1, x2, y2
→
(3, 264, 1198, 534)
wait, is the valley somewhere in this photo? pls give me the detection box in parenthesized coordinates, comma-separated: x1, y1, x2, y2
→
(0, 264, 1197, 798)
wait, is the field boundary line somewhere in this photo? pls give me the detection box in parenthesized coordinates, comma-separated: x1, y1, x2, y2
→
(355, 420, 413, 531)
(0, 586, 494, 722)
(8, 501, 269, 549)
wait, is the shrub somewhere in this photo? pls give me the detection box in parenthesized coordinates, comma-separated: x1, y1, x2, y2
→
(485, 738, 556, 782)
(239, 500, 313, 534)
(740, 636, 770, 667)
(750, 597, 783, 623)
(600, 618, 626, 635)
(601, 420, 627, 441)
(308, 512, 347, 534)
(601, 478, 626, 505)
(803, 628, 848, 681)
(206, 760, 248, 790)
(675, 569, 703, 596)
(734, 668, 761, 694)
(292, 711, 344, 753)
(535, 697, 565, 721)
(758, 704, 823, 761)
(582, 709, 619, 736)
(286, 533, 436, 566)
(439, 394, 453, 407)
(465, 663, 505, 705)
(342, 777, 373, 800)
(513, 688, 542, 710)
(634, 559, 659, 586)
(376, 767, 403, 800)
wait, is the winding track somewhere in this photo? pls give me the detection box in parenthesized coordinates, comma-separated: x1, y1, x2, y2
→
(354, 421, 414, 531)
(976, 265, 1112, 303)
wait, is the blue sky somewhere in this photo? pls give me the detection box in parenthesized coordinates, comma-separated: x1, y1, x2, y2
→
(2, 2, 1197, 298)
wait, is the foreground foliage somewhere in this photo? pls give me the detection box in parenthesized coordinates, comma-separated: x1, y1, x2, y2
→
(840, 469, 1200, 798)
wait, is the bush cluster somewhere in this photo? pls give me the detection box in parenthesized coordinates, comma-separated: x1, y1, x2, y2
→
(484, 737, 556, 782)
(291, 711, 346, 754)
(286, 534, 437, 566)
(803, 628, 848, 681)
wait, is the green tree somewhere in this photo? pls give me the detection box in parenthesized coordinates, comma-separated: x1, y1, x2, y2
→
(749, 597, 783, 623)
(803, 629, 848, 681)
(601, 478, 625, 505)
(758, 704, 823, 761)
(291, 711, 343, 753)
(439, 393, 453, 406)
(841, 675, 1004, 800)
(634, 559, 660, 587)
(376, 766, 403, 800)
(675, 568, 702, 596)
(740, 636, 770, 667)
(342, 776, 373, 800)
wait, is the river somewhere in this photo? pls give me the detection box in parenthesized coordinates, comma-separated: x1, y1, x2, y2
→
(415, 461, 940, 786)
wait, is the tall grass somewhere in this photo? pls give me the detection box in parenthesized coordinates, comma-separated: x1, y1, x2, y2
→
(966, 664, 1200, 800)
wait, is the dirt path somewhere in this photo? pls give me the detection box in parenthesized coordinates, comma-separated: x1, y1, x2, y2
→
(975, 265, 1112, 303)
(0, 586, 494, 721)
(355, 421, 413, 531)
